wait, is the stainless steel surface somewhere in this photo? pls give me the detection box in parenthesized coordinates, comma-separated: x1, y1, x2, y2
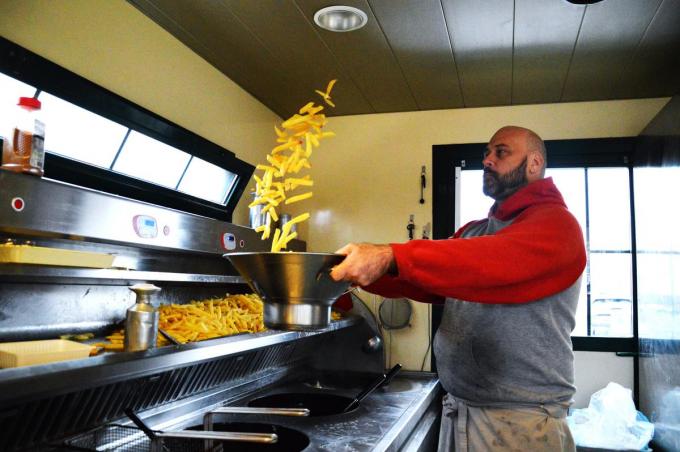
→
(154, 430, 278, 443)
(0, 265, 247, 284)
(0, 283, 250, 341)
(343, 363, 401, 413)
(125, 308, 158, 352)
(130, 283, 161, 304)
(0, 171, 394, 452)
(125, 284, 161, 352)
(0, 171, 267, 254)
(187, 373, 442, 452)
(0, 316, 360, 407)
(264, 303, 330, 331)
(362, 335, 383, 354)
(225, 252, 350, 330)
(278, 213, 295, 234)
(208, 407, 310, 416)
(394, 395, 441, 452)
(248, 193, 267, 229)
(158, 328, 180, 346)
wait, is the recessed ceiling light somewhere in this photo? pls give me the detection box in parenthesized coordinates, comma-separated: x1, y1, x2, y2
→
(314, 6, 368, 32)
(565, 0, 605, 4)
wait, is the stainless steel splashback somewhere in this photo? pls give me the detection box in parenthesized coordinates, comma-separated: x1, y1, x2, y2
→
(0, 170, 303, 340)
(0, 171, 268, 254)
(0, 170, 388, 452)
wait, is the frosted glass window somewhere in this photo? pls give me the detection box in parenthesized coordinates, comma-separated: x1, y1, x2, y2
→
(459, 170, 492, 226)
(635, 167, 680, 253)
(635, 167, 680, 340)
(177, 157, 237, 205)
(113, 131, 191, 188)
(40, 92, 128, 168)
(548, 168, 586, 233)
(0, 73, 36, 138)
(588, 168, 631, 251)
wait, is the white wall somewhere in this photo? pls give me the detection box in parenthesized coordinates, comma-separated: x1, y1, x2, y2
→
(574, 352, 635, 408)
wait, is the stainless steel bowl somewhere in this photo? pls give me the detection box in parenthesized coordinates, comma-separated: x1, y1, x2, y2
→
(224, 252, 350, 330)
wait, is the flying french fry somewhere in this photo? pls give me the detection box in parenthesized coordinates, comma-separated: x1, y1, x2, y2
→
(285, 192, 313, 205)
(251, 81, 337, 251)
(315, 79, 337, 107)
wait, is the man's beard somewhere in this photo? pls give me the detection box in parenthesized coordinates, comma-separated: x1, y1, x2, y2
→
(483, 157, 529, 200)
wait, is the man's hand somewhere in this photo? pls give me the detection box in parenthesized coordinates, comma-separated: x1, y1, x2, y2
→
(330, 243, 395, 286)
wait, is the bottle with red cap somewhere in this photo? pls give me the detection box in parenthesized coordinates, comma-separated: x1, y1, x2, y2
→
(1, 96, 45, 176)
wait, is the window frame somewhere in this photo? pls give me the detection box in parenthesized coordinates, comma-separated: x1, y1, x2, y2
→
(0, 36, 253, 222)
(432, 137, 639, 357)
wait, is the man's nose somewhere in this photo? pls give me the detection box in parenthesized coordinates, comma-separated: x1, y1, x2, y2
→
(483, 154, 495, 168)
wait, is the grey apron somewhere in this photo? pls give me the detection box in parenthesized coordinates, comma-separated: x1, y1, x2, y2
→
(437, 393, 576, 452)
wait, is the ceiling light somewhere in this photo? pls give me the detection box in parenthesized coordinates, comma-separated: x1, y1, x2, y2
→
(314, 6, 368, 32)
(565, 0, 605, 4)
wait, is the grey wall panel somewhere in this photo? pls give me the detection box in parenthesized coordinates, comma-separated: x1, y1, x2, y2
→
(294, 0, 418, 113)
(368, 0, 464, 110)
(614, 0, 680, 99)
(441, 0, 513, 107)
(642, 96, 680, 136)
(512, 0, 584, 104)
(226, 0, 372, 116)
(561, 0, 662, 102)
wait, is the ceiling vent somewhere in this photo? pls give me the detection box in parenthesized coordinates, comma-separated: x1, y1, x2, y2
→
(314, 6, 368, 32)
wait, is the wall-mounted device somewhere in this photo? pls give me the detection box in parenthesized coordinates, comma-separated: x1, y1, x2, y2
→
(419, 165, 426, 204)
(407, 214, 415, 240)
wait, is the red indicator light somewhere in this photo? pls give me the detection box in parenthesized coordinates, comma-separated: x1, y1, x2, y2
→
(11, 197, 25, 212)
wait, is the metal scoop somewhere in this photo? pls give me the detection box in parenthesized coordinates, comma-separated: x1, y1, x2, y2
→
(342, 363, 402, 413)
(125, 408, 278, 447)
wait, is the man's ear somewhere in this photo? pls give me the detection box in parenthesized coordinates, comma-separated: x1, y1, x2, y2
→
(527, 152, 544, 177)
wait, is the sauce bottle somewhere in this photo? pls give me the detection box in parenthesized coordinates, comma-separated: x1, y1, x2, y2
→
(1, 97, 45, 176)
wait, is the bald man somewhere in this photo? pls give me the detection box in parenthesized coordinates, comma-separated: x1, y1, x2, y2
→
(331, 126, 586, 452)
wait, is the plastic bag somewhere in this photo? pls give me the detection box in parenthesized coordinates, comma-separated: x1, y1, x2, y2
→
(567, 382, 654, 450)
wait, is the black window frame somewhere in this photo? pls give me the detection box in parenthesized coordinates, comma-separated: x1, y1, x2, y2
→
(0, 36, 253, 222)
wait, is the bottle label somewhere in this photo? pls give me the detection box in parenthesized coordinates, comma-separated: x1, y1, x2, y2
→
(28, 119, 45, 170)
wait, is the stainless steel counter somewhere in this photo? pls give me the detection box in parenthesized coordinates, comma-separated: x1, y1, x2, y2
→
(167, 372, 442, 451)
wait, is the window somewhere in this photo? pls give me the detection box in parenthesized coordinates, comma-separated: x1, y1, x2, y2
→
(0, 72, 37, 128)
(177, 157, 238, 205)
(0, 36, 253, 221)
(635, 167, 680, 340)
(457, 167, 633, 338)
(112, 131, 192, 188)
(39, 91, 128, 168)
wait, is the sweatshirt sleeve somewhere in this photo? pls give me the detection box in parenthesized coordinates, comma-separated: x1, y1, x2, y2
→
(390, 205, 586, 304)
(363, 274, 445, 304)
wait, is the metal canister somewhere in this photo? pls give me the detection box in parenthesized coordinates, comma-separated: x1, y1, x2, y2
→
(279, 213, 296, 234)
(124, 283, 161, 352)
(249, 193, 267, 229)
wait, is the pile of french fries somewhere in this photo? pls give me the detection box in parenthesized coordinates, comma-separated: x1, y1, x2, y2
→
(250, 80, 337, 252)
(93, 294, 265, 351)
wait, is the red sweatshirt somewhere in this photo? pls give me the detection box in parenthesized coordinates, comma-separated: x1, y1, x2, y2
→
(365, 177, 586, 304)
